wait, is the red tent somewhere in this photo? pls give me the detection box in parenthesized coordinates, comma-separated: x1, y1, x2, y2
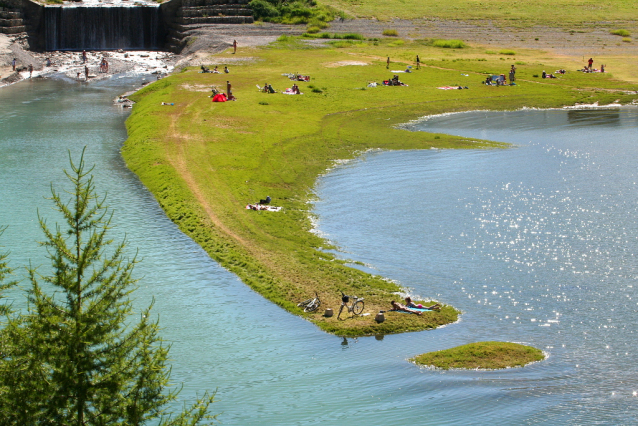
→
(212, 93, 227, 102)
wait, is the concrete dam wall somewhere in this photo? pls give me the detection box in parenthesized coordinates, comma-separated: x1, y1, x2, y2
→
(44, 5, 162, 51)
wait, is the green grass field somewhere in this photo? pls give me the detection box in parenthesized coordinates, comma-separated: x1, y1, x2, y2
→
(123, 37, 638, 336)
(320, 0, 638, 26)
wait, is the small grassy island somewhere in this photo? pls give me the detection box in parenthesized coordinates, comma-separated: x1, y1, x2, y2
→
(123, 32, 638, 336)
(411, 342, 545, 370)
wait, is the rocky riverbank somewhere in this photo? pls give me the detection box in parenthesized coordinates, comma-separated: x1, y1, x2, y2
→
(0, 33, 177, 87)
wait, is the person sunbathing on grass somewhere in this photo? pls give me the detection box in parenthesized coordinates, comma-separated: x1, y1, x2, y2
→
(390, 301, 423, 315)
(404, 297, 441, 311)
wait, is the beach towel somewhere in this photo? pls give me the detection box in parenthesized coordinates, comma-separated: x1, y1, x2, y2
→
(391, 307, 439, 314)
(246, 204, 282, 212)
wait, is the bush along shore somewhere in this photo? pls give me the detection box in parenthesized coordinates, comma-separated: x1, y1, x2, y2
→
(123, 36, 638, 336)
(410, 342, 546, 370)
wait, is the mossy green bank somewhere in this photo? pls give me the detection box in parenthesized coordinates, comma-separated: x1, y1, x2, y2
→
(411, 341, 545, 369)
(123, 37, 638, 336)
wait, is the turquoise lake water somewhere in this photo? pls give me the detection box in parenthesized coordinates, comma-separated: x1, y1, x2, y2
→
(1, 78, 637, 424)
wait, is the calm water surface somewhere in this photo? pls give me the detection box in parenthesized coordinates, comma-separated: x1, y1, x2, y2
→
(1, 78, 637, 424)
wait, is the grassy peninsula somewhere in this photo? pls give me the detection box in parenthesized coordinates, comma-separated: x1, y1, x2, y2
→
(123, 36, 638, 336)
(411, 342, 545, 369)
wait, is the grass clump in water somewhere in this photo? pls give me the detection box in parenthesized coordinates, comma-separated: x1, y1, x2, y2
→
(411, 342, 545, 369)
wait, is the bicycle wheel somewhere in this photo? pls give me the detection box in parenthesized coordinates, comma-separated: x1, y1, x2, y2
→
(353, 300, 364, 315)
(305, 299, 321, 312)
(297, 298, 311, 308)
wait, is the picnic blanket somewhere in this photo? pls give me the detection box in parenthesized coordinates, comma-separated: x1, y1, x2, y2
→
(246, 204, 282, 212)
(283, 88, 303, 95)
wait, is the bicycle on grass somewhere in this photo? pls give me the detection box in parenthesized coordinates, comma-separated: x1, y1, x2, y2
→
(337, 291, 364, 320)
(298, 291, 321, 312)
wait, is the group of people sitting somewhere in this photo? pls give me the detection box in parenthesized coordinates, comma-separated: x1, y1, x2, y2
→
(484, 74, 511, 86)
(580, 65, 604, 73)
(288, 74, 310, 81)
(384, 75, 407, 86)
(261, 83, 277, 93)
(201, 65, 229, 74)
(389, 297, 441, 315)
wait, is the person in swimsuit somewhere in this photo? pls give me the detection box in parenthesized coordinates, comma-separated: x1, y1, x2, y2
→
(404, 297, 441, 310)
(390, 301, 423, 315)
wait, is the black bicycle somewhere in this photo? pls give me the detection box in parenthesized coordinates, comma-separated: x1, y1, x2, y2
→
(298, 291, 321, 312)
(337, 291, 364, 320)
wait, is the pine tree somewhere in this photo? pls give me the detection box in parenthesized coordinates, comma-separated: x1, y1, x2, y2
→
(0, 150, 216, 425)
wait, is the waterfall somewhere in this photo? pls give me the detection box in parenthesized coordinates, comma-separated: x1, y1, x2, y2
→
(44, 5, 163, 51)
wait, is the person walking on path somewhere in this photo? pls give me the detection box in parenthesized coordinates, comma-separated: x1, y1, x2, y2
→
(233, 39, 237, 54)
(416, 55, 420, 70)
(12, 58, 16, 71)
(386, 57, 390, 69)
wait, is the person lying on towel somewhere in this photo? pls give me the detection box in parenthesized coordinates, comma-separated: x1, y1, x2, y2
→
(389, 301, 424, 315)
(404, 297, 441, 311)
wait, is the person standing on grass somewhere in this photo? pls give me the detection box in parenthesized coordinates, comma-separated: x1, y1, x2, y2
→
(416, 55, 420, 70)
(588, 57, 593, 70)
(233, 39, 237, 54)
(509, 64, 516, 83)
(386, 56, 390, 69)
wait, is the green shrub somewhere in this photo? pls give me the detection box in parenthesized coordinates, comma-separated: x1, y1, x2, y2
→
(623, 37, 631, 43)
(382, 29, 398, 37)
(499, 49, 516, 55)
(432, 39, 466, 48)
(319, 32, 331, 39)
(329, 40, 361, 48)
(277, 34, 293, 42)
(306, 25, 321, 33)
(249, 0, 280, 19)
(388, 40, 405, 47)
(342, 33, 364, 40)
(250, 0, 337, 25)
(610, 29, 631, 37)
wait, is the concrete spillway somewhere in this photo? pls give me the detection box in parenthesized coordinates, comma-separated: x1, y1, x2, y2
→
(44, 5, 162, 51)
